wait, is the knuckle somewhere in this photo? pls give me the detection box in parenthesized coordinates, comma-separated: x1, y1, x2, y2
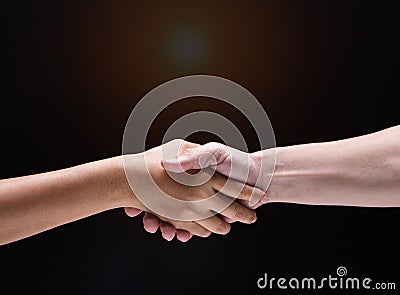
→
(182, 140, 199, 150)
(178, 140, 194, 152)
(206, 142, 222, 149)
(181, 148, 194, 157)
(186, 223, 196, 232)
(172, 221, 184, 230)
(171, 138, 184, 145)
(233, 203, 244, 221)
(240, 185, 252, 199)
(205, 142, 226, 157)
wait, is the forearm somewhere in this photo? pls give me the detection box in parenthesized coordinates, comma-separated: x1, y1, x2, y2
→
(0, 156, 142, 245)
(254, 125, 400, 207)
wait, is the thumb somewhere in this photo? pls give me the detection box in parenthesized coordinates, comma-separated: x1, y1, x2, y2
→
(161, 153, 199, 173)
(162, 144, 222, 173)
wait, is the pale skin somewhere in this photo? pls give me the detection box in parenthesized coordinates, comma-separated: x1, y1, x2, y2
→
(0, 140, 265, 246)
(135, 125, 400, 241)
(3, 126, 399, 244)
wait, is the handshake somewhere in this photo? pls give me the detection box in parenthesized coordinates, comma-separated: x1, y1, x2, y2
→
(1, 125, 399, 245)
(122, 125, 400, 242)
(122, 139, 272, 243)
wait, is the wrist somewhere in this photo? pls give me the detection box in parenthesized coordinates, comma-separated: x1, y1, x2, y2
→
(265, 142, 348, 204)
(101, 156, 145, 209)
(249, 150, 274, 190)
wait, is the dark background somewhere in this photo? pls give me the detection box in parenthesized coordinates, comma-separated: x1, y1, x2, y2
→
(1, 1, 399, 294)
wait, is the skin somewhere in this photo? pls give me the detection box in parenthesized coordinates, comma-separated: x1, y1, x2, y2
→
(137, 125, 400, 241)
(0, 140, 263, 246)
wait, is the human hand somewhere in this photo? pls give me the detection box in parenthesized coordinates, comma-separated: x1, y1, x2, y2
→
(123, 140, 266, 241)
(162, 142, 271, 191)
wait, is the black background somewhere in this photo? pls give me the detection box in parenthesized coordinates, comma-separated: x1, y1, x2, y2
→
(1, 1, 399, 294)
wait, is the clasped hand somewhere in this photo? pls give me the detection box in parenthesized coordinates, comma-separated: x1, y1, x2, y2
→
(124, 140, 268, 242)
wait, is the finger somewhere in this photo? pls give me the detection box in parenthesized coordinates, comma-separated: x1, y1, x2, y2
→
(211, 174, 266, 205)
(238, 199, 264, 209)
(143, 212, 160, 233)
(238, 199, 258, 209)
(220, 203, 262, 222)
(160, 222, 176, 241)
(260, 194, 270, 204)
(176, 230, 192, 242)
(220, 201, 257, 224)
(124, 207, 143, 217)
(221, 216, 235, 224)
(196, 215, 231, 235)
(172, 221, 212, 238)
(162, 142, 228, 173)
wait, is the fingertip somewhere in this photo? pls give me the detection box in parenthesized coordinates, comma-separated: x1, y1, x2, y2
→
(220, 222, 231, 235)
(143, 223, 158, 233)
(160, 223, 176, 241)
(144, 224, 158, 234)
(124, 207, 143, 217)
(143, 213, 160, 233)
(162, 232, 174, 241)
(176, 230, 191, 242)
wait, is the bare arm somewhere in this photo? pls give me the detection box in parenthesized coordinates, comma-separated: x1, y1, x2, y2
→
(262, 125, 400, 206)
(163, 126, 400, 207)
(0, 157, 143, 245)
(0, 140, 260, 245)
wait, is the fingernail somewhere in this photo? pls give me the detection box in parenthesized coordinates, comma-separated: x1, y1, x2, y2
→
(261, 195, 269, 204)
(251, 215, 257, 223)
(163, 234, 173, 242)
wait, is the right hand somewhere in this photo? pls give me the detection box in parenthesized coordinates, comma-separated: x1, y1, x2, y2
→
(162, 142, 264, 188)
(124, 140, 266, 242)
